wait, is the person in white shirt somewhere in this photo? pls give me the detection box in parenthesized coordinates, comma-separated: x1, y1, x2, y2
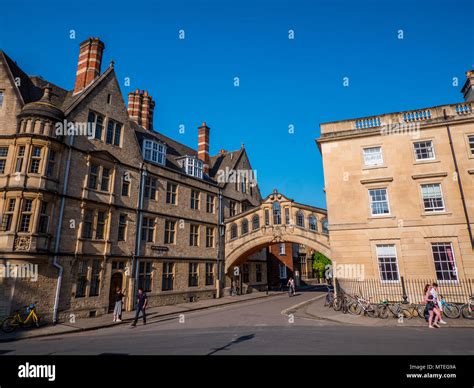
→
(430, 283, 447, 325)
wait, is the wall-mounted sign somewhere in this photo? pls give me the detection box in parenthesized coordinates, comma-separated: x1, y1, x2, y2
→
(151, 246, 169, 253)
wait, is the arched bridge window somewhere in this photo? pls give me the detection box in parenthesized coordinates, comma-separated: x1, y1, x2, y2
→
(241, 219, 249, 235)
(272, 201, 281, 225)
(309, 215, 317, 231)
(230, 223, 238, 239)
(296, 211, 305, 228)
(321, 218, 329, 234)
(252, 214, 260, 230)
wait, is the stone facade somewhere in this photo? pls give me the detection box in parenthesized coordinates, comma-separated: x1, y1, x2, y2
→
(0, 38, 266, 321)
(317, 71, 474, 282)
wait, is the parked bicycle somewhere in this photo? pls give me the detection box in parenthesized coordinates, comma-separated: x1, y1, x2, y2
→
(1, 302, 41, 333)
(333, 292, 352, 314)
(349, 295, 378, 318)
(461, 294, 474, 320)
(438, 296, 461, 319)
(324, 285, 335, 308)
(377, 299, 413, 319)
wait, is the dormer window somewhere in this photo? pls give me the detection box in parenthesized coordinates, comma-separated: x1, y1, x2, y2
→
(185, 157, 203, 179)
(143, 139, 166, 165)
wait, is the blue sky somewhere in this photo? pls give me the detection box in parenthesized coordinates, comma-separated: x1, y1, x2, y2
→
(1, 0, 473, 207)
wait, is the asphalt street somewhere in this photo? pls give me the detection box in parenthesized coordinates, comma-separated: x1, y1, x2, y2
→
(1, 291, 473, 355)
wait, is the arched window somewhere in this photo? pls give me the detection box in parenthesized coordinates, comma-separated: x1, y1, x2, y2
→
(309, 215, 317, 231)
(296, 211, 305, 227)
(241, 219, 249, 235)
(321, 218, 329, 234)
(272, 201, 281, 225)
(230, 223, 238, 239)
(252, 214, 260, 230)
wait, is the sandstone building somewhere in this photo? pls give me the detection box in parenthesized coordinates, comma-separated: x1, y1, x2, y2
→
(0, 38, 266, 321)
(317, 71, 474, 282)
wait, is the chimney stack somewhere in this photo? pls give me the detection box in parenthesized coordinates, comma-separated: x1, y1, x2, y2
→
(127, 89, 155, 131)
(198, 122, 210, 174)
(73, 37, 105, 95)
(462, 70, 474, 102)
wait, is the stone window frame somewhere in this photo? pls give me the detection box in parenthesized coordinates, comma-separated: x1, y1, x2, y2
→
(420, 183, 446, 213)
(141, 216, 155, 243)
(412, 139, 436, 163)
(28, 145, 43, 174)
(81, 207, 109, 241)
(189, 224, 200, 247)
(162, 262, 175, 291)
(166, 182, 178, 205)
(117, 213, 127, 241)
(206, 194, 215, 213)
(368, 187, 391, 217)
(190, 189, 200, 210)
(205, 262, 214, 286)
(143, 139, 166, 166)
(87, 161, 115, 193)
(188, 262, 199, 287)
(164, 220, 176, 244)
(205, 226, 214, 248)
(308, 214, 318, 232)
(0, 145, 9, 174)
(1, 197, 17, 232)
(87, 110, 105, 141)
(138, 261, 153, 292)
(362, 145, 384, 167)
(375, 244, 400, 283)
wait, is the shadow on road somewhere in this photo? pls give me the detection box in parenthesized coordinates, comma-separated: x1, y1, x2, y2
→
(207, 334, 255, 355)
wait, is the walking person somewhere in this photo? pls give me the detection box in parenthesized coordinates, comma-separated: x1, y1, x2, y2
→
(113, 287, 125, 322)
(131, 287, 148, 327)
(287, 277, 296, 296)
(423, 284, 438, 328)
(430, 282, 447, 325)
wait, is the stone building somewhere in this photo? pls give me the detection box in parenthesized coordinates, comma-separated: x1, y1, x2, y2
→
(0, 37, 265, 321)
(317, 71, 474, 282)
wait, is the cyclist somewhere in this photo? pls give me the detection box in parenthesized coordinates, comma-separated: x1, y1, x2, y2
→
(287, 277, 296, 296)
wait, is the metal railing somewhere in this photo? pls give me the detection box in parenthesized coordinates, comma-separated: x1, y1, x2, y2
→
(336, 277, 473, 304)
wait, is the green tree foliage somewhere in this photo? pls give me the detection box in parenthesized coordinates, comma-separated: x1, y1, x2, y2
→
(312, 252, 331, 278)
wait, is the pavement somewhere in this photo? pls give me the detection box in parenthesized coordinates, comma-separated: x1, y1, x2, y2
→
(0, 290, 285, 342)
(291, 294, 474, 328)
(1, 290, 473, 355)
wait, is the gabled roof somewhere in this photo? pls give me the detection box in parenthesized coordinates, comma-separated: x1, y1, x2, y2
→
(1, 51, 69, 111)
(133, 120, 247, 184)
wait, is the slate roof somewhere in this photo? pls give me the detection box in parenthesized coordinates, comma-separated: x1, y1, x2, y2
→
(2, 49, 251, 188)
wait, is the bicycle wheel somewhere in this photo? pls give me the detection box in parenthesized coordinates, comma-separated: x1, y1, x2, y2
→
(443, 303, 460, 319)
(333, 297, 343, 311)
(461, 304, 474, 320)
(399, 308, 413, 319)
(348, 303, 362, 315)
(416, 304, 427, 320)
(366, 305, 378, 318)
(1, 317, 19, 333)
(377, 304, 389, 319)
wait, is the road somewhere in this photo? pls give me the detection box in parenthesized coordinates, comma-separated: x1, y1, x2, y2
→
(1, 290, 473, 355)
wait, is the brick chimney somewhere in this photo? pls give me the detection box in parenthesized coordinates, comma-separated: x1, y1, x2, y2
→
(198, 122, 210, 174)
(73, 37, 105, 95)
(127, 89, 155, 130)
(461, 70, 474, 102)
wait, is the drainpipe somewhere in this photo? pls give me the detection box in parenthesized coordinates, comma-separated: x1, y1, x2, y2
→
(216, 189, 224, 298)
(446, 122, 474, 248)
(52, 135, 74, 324)
(132, 164, 146, 308)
